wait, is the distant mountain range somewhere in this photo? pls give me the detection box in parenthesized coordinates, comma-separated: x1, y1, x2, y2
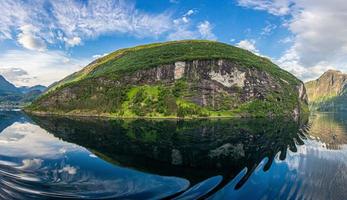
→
(305, 70, 347, 111)
(0, 75, 47, 107)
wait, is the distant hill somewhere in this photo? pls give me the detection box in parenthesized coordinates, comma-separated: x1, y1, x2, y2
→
(0, 75, 18, 94)
(27, 40, 308, 119)
(0, 75, 47, 107)
(18, 85, 47, 94)
(305, 70, 347, 111)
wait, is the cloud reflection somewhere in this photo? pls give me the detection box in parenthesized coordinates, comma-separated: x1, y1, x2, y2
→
(0, 113, 189, 199)
(0, 122, 81, 158)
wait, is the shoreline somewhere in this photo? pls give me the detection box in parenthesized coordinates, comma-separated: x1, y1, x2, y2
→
(22, 109, 301, 121)
(23, 110, 252, 120)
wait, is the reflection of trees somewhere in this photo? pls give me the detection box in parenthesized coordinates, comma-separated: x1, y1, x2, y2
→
(30, 115, 307, 188)
(309, 112, 347, 150)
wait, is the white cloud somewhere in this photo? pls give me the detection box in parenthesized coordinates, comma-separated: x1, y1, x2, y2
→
(0, 67, 34, 85)
(0, 0, 26, 40)
(0, 1, 219, 86)
(0, 50, 90, 86)
(51, 1, 173, 39)
(237, 0, 293, 16)
(167, 10, 197, 40)
(168, 9, 217, 41)
(185, 9, 195, 16)
(167, 29, 196, 41)
(281, 0, 347, 80)
(173, 9, 196, 26)
(182, 17, 189, 23)
(236, 39, 259, 54)
(198, 21, 217, 40)
(287, 1, 347, 67)
(276, 46, 339, 81)
(0, 0, 173, 48)
(279, 36, 293, 44)
(237, 0, 347, 81)
(64, 36, 82, 47)
(92, 53, 109, 59)
(17, 25, 46, 51)
(261, 22, 277, 35)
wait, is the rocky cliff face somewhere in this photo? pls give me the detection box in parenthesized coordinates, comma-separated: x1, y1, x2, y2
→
(305, 70, 347, 111)
(27, 40, 308, 119)
(31, 59, 307, 119)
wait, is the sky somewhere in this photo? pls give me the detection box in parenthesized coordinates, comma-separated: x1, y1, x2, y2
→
(0, 0, 347, 86)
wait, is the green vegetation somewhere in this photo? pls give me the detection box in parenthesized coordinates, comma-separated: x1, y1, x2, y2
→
(305, 70, 347, 111)
(27, 82, 303, 118)
(309, 96, 347, 111)
(46, 40, 298, 93)
(30, 114, 306, 183)
(27, 40, 308, 118)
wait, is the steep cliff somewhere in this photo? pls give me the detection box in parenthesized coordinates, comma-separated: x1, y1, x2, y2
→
(305, 70, 347, 111)
(27, 40, 308, 118)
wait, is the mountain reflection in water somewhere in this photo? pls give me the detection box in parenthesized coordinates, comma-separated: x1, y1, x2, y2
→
(1, 111, 347, 199)
(29, 115, 305, 188)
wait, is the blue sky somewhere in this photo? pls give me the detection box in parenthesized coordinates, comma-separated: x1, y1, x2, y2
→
(0, 0, 346, 86)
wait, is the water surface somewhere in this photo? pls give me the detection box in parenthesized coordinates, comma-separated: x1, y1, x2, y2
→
(0, 111, 347, 199)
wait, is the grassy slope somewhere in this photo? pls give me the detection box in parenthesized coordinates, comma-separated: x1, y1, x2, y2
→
(28, 40, 306, 118)
(47, 40, 299, 92)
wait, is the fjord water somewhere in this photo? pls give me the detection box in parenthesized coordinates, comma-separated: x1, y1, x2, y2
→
(0, 112, 346, 199)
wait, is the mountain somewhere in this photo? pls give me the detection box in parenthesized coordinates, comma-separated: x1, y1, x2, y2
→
(0, 75, 18, 94)
(27, 40, 308, 119)
(18, 85, 47, 94)
(305, 70, 347, 111)
(0, 75, 47, 107)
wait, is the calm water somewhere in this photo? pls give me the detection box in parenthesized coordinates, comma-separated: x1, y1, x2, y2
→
(0, 111, 347, 199)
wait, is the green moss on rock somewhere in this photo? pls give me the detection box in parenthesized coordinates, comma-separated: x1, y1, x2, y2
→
(26, 40, 308, 119)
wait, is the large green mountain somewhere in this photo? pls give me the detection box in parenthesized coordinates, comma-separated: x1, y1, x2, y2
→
(0, 75, 46, 107)
(305, 70, 347, 111)
(27, 40, 308, 119)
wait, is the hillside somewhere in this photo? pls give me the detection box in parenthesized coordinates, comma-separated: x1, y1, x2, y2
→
(0, 75, 18, 94)
(305, 70, 347, 111)
(27, 40, 308, 119)
(0, 75, 47, 107)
